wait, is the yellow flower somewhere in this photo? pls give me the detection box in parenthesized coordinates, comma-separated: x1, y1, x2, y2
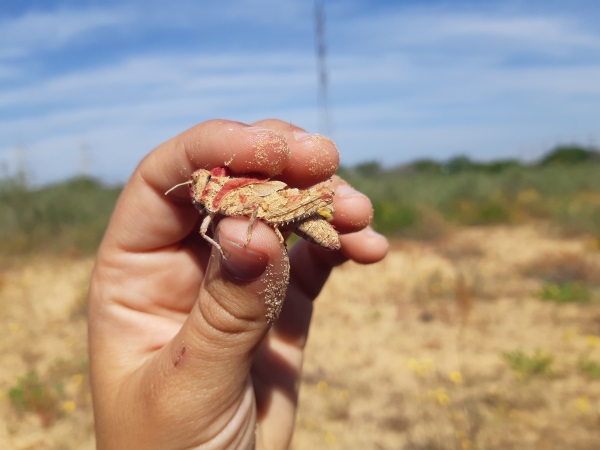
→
(60, 401, 76, 414)
(575, 396, 591, 414)
(428, 388, 451, 406)
(437, 390, 451, 406)
(407, 358, 434, 377)
(449, 371, 463, 384)
(585, 335, 600, 348)
(324, 431, 337, 445)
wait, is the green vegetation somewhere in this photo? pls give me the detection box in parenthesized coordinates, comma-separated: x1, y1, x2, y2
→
(522, 247, 599, 303)
(536, 282, 592, 304)
(8, 370, 63, 426)
(7, 359, 89, 427)
(538, 145, 600, 166)
(502, 349, 555, 378)
(340, 145, 600, 240)
(578, 355, 600, 380)
(0, 176, 121, 255)
(1, 144, 598, 256)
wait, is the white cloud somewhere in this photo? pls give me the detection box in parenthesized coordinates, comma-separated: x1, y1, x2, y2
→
(0, 52, 317, 110)
(0, 7, 129, 60)
(332, 8, 600, 58)
(428, 15, 599, 48)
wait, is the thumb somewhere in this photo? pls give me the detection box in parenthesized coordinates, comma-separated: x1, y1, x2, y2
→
(146, 216, 290, 446)
(198, 216, 291, 328)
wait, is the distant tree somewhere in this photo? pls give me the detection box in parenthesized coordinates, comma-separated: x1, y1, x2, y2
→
(411, 159, 442, 174)
(539, 145, 600, 166)
(481, 159, 523, 174)
(444, 155, 476, 174)
(354, 160, 383, 177)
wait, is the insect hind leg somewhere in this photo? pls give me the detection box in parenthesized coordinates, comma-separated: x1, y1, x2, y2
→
(243, 210, 286, 248)
(244, 209, 260, 247)
(199, 214, 226, 258)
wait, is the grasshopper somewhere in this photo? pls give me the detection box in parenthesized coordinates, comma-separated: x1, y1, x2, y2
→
(167, 167, 340, 255)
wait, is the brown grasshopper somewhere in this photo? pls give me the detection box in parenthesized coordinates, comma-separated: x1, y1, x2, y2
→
(166, 167, 340, 255)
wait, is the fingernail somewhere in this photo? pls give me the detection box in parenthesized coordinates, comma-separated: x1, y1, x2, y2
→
(336, 184, 368, 199)
(364, 227, 389, 249)
(365, 226, 385, 239)
(218, 235, 269, 282)
(293, 131, 314, 141)
(243, 126, 272, 134)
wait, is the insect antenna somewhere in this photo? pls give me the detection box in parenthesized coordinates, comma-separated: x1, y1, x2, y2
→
(164, 180, 193, 195)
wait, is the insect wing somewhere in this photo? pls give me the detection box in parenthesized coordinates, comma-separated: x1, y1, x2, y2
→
(246, 180, 287, 196)
(263, 186, 334, 224)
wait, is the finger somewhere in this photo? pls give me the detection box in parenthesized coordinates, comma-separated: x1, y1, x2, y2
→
(339, 226, 389, 263)
(149, 119, 292, 194)
(252, 118, 339, 188)
(139, 217, 291, 446)
(329, 176, 374, 234)
(103, 119, 292, 252)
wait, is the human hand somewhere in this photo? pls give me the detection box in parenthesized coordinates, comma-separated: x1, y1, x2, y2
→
(88, 119, 388, 449)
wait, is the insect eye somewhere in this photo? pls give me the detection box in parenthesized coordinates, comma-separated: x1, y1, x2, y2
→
(206, 175, 211, 184)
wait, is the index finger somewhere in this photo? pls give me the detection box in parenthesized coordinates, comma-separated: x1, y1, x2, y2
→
(144, 119, 293, 200)
(101, 119, 338, 253)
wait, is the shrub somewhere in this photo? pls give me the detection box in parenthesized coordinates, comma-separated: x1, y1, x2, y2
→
(0, 176, 121, 255)
(578, 356, 600, 379)
(538, 145, 600, 166)
(502, 349, 554, 378)
(372, 200, 421, 235)
(8, 370, 62, 427)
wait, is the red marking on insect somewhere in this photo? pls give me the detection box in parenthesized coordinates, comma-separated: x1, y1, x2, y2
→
(210, 175, 267, 210)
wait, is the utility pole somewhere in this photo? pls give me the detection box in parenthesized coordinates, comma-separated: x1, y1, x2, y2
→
(315, 0, 332, 136)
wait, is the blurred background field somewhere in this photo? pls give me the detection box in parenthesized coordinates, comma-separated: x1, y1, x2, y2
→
(2, 145, 600, 256)
(1, 146, 600, 449)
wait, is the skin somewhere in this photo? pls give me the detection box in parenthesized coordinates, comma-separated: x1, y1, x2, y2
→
(88, 118, 389, 449)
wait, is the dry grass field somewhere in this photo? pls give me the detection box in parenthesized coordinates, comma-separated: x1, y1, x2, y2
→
(1, 225, 600, 449)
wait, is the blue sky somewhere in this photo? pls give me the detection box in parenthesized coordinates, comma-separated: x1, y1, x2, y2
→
(1, 0, 600, 184)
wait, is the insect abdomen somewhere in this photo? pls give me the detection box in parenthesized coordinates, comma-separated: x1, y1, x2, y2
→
(292, 217, 340, 250)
